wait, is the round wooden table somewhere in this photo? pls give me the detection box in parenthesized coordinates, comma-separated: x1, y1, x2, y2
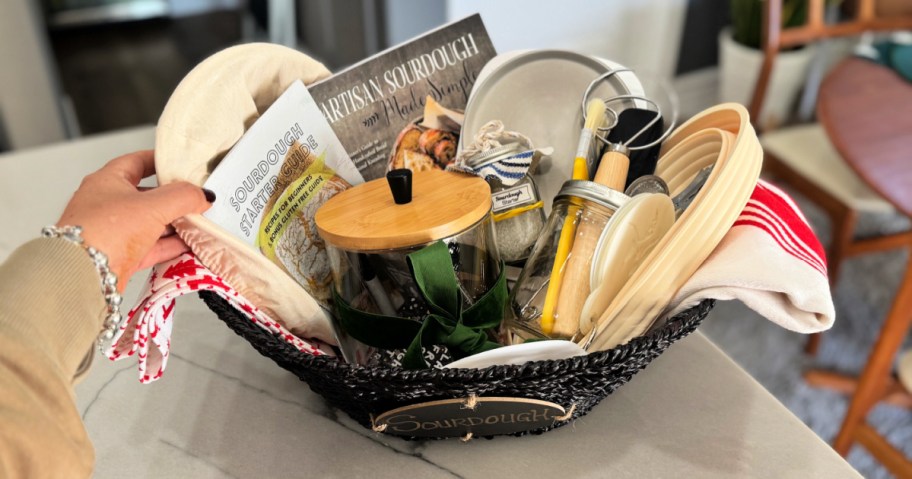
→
(818, 57, 912, 217)
(816, 57, 912, 473)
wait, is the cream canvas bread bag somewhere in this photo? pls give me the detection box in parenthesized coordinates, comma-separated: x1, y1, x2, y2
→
(155, 43, 337, 344)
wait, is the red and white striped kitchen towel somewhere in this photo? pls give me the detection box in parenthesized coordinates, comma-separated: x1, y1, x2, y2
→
(105, 253, 332, 383)
(665, 179, 835, 332)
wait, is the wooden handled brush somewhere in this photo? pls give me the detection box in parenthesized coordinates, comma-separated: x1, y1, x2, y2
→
(539, 98, 608, 336)
(551, 146, 630, 338)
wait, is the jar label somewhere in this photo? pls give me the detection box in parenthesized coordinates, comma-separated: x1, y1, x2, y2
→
(373, 396, 567, 438)
(492, 183, 536, 213)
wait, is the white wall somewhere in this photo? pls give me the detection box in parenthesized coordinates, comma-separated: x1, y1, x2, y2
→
(383, 0, 447, 46)
(0, 0, 67, 150)
(168, 0, 241, 17)
(445, 0, 688, 81)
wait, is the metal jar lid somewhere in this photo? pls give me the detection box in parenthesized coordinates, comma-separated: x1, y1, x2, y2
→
(554, 180, 629, 210)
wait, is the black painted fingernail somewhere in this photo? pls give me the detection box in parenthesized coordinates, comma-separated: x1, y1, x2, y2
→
(203, 188, 216, 203)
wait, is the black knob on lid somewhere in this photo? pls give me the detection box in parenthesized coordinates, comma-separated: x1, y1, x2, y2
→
(386, 169, 413, 204)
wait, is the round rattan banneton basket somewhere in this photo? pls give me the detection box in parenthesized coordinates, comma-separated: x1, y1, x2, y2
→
(200, 292, 714, 439)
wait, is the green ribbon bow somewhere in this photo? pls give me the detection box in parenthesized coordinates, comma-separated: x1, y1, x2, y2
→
(333, 241, 506, 369)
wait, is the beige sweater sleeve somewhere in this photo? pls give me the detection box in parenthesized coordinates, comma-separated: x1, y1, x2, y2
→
(0, 238, 107, 478)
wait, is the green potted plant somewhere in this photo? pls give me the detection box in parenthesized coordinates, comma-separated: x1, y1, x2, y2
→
(731, 0, 808, 49)
(719, 0, 815, 130)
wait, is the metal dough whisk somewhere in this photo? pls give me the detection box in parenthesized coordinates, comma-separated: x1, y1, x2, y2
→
(549, 74, 678, 339)
(580, 70, 679, 175)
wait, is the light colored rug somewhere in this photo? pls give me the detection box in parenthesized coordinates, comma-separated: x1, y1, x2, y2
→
(700, 185, 912, 479)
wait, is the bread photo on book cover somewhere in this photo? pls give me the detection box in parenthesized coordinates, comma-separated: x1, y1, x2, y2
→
(387, 96, 464, 173)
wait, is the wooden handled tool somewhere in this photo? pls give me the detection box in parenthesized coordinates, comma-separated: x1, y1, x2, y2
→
(592, 149, 630, 191)
(551, 146, 630, 338)
(553, 80, 677, 342)
(540, 99, 607, 335)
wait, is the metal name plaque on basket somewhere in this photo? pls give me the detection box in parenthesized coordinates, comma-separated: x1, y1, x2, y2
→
(373, 397, 566, 438)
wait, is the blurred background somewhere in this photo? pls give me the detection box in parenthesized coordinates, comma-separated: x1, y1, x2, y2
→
(4, 0, 909, 148)
(2, 1, 912, 477)
(0, 0, 762, 151)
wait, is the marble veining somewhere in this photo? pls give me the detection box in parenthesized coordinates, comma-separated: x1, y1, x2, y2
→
(158, 438, 243, 479)
(80, 363, 135, 419)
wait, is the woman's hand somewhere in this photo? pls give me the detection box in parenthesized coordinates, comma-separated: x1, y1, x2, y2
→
(56, 150, 214, 290)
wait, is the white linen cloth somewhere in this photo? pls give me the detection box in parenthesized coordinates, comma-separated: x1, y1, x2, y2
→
(665, 180, 835, 333)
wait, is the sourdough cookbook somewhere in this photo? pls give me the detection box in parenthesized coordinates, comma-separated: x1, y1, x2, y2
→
(309, 13, 496, 180)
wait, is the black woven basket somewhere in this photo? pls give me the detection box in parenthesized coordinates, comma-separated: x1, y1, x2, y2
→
(201, 291, 713, 439)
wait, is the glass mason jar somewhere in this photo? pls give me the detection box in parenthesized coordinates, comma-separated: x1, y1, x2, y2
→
(508, 180, 628, 343)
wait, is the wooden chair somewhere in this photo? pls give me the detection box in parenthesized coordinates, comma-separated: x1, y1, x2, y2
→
(750, 0, 912, 355)
(750, 1, 912, 475)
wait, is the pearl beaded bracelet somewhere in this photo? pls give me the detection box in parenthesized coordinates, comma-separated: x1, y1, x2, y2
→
(41, 225, 123, 352)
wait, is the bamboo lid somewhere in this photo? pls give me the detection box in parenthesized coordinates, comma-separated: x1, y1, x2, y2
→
(315, 169, 492, 252)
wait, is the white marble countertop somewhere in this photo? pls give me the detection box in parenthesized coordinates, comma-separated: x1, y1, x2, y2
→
(0, 128, 861, 478)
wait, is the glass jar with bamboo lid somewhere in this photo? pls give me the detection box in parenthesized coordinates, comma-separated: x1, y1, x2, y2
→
(315, 169, 505, 368)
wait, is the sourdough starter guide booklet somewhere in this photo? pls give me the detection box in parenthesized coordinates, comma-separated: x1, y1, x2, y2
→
(202, 80, 363, 302)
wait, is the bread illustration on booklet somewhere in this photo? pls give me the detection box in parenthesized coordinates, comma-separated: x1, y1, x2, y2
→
(259, 141, 353, 303)
(201, 81, 364, 311)
(388, 96, 463, 173)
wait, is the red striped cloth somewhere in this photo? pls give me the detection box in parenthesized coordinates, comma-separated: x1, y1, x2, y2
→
(106, 253, 333, 383)
(666, 180, 835, 333)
